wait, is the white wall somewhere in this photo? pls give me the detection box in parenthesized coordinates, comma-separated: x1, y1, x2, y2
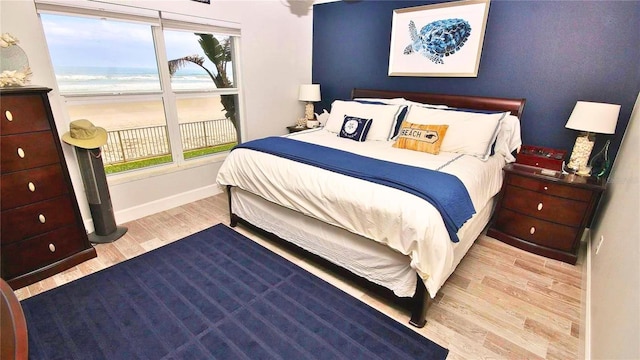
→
(589, 92, 640, 359)
(0, 0, 314, 227)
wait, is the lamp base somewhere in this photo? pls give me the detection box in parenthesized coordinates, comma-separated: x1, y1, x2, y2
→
(566, 132, 595, 174)
(575, 166, 592, 177)
(304, 102, 314, 120)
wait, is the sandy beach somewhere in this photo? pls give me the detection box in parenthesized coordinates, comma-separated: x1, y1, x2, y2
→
(66, 96, 227, 131)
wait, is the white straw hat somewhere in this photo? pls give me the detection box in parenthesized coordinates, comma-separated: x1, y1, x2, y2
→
(62, 119, 107, 149)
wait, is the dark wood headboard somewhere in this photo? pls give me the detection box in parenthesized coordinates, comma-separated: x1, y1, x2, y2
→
(351, 88, 526, 119)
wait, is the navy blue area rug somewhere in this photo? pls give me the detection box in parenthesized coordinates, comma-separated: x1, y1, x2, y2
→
(21, 224, 448, 359)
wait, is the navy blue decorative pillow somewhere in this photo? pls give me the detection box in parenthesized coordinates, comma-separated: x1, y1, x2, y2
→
(339, 115, 373, 142)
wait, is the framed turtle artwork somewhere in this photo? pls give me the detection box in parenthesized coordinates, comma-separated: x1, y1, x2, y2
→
(388, 0, 490, 77)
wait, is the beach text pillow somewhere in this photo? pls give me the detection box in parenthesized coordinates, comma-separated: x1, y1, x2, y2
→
(392, 122, 448, 155)
(339, 115, 372, 142)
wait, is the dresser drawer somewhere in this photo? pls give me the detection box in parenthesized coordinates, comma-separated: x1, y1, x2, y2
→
(0, 94, 51, 135)
(502, 185, 588, 227)
(508, 174, 592, 202)
(0, 132, 60, 173)
(1, 164, 68, 210)
(493, 208, 579, 251)
(0, 225, 88, 280)
(1, 196, 77, 244)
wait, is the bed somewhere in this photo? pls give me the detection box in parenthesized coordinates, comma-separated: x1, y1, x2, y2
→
(216, 88, 526, 327)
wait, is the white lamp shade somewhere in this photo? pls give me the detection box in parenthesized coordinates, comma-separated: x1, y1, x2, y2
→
(298, 84, 321, 102)
(565, 101, 620, 134)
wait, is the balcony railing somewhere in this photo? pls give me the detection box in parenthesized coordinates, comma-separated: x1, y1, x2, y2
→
(102, 118, 237, 165)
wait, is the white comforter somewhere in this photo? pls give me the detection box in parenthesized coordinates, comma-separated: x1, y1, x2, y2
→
(217, 128, 512, 296)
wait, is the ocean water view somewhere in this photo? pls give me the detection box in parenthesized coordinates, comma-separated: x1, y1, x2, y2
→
(55, 66, 218, 93)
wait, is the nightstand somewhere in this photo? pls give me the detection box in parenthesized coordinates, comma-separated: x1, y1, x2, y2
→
(487, 163, 605, 264)
(286, 125, 309, 133)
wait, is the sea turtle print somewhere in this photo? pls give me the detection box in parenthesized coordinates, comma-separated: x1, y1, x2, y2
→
(403, 18, 472, 64)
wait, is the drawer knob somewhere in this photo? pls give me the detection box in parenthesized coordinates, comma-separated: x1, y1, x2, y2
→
(544, 186, 548, 191)
(28, 181, 36, 192)
(38, 214, 46, 224)
(537, 202, 543, 211)
(530, 226, 536, 235)
(49, 243, 56, 252)
(5, 110, 13, 121)
(17, 147, 25, 158)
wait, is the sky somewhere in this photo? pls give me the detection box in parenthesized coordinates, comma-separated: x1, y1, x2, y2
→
(40, 13, 221, 72)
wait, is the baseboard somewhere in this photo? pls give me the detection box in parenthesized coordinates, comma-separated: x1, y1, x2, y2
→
(82, 185, 223, 232)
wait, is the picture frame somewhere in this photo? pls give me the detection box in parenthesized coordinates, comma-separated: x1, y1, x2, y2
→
(388, 0, 490, 77)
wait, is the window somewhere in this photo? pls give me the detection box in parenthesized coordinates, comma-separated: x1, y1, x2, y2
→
(38, 6, 241, 174)
(163, 30, 239, 159)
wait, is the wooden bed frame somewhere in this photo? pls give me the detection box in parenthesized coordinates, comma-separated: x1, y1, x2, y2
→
(351, 88, 526, 119)
(228, 88, 526, 328)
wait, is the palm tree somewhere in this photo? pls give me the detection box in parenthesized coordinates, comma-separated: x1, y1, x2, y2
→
(168, 34, 238, 135)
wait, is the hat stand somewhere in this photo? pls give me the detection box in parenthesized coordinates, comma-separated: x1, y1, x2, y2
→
(74, 147, 127, 243)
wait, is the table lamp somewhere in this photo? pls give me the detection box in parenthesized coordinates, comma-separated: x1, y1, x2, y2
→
(565, 101, 620, 175)
(298, 84, 321, 121)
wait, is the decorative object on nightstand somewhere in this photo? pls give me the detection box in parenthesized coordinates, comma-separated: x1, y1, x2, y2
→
(298, 84, 321, 121)
(286, 125, 309, 134)
(588, 139, 611, 179)
(564, 101, 620, 176)
(306, 118, 320, 128)
(516, 145, 566, 171)
(487, 163, 606, 264)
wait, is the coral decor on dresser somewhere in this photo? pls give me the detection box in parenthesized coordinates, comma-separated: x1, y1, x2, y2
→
(0, 33, 32, 87)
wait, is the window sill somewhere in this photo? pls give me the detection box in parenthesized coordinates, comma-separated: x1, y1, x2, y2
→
(106, 151, 229, 186)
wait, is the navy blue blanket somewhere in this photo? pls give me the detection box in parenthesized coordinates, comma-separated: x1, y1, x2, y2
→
(234, 137, 475, 242)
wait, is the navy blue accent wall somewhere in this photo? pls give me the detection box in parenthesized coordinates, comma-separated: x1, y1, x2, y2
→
(312, 1, 640, 163)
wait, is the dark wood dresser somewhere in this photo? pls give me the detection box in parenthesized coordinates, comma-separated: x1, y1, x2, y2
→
(487, 163, 605, 264)
(1, 86, 96, 289)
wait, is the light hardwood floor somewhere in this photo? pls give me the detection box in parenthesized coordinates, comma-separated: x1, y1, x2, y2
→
(15, 193, 585, 359)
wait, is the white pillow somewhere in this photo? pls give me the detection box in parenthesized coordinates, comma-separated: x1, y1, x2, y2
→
(399, 99, 450, 109)
(403, 106, 507, 160)
(325, 100, 406, 141)
(493, 114, 522, 163)
(354, 97, 449, 109)
(353, 97, 406, 105)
